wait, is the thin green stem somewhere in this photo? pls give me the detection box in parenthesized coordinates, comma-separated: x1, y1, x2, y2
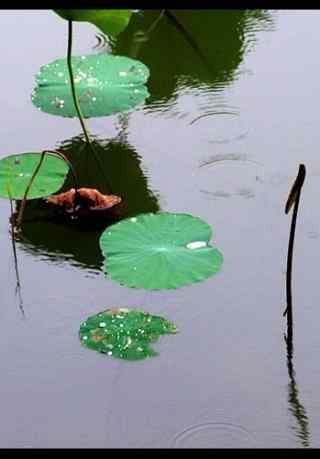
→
(16, 151, 47, 229)
(66, 19, 113, 193)
(43, 149, 79, 190)
(15, 150, 80, 228)
(67, 19, 91, 144)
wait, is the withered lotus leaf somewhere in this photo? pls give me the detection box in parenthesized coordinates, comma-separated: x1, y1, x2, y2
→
(47, 187, 121, 211)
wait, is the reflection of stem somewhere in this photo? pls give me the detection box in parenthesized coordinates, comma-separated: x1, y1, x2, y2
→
(129, 10, 165, 59)
(8, 190, 25, 317)
(16, 151, 46, 229)
(87, 140, 113, 194)
(147, 9, 165, 35)
(164, 10, 212, 77)
(67, 19, 91, 145)
(116, 113, 129, 143)
(285, 340, 310, 447)
(283, 164, 306, 347)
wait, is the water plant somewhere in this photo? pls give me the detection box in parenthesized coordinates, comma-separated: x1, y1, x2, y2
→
(0, 150, 72, 227)
(79, 308, 177, 360)
(1, 10, 225, 361)
(32, 54, 150, 119)
(0, 10, 137, 231)
(51, 9, 133, 142)
(100, 212, 223, 289)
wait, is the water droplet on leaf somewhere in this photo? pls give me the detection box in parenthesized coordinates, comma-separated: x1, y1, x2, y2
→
(186, 241, 208, 250)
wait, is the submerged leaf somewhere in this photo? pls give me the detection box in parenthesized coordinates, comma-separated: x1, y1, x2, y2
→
(100, 212, 224, 289)
(47, 187, 121, 211)
(0, 153, 68, 200)
(79, 308, 177, 360)
(32, 54, 150, 118)
(54, 10, 132, 37)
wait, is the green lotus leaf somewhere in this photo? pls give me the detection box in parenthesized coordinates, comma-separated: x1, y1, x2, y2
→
(54, 10, 132, 37)
(79, 308, 177, 360)
(0, 152, 69, 200)
(100, 212, 224, 290)
(31, 54, 150, 118)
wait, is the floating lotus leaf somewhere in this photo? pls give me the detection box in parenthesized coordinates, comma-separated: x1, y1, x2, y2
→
(54, 10, 132, 37)
(31, 54, 150, 118)
(79, 308, 177, 360)
(0, 153, 69, 200)
(100, 212, 224, 289)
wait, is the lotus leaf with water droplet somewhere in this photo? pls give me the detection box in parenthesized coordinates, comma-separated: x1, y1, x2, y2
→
(79, 308, 177, 360)
(99, 212, 224, 289)
(32, 54, 150, 118)
(0, 153, 69, 200)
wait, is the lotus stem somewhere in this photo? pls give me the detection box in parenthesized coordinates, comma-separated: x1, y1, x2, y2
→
(43, 149, 79, 190)
(67, 19, 91, 144)
(16, 151, 46, 229)
(66, 20, 113, 193)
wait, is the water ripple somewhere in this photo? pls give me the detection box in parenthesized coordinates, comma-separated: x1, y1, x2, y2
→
(171, 421, 258, 448)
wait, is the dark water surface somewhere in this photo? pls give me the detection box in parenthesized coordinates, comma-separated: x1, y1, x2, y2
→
(1, 9, 320, 448)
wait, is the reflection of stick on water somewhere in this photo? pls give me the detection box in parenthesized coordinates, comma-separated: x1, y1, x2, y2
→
(7, 189, 25, 317)
(286, 348, 310, 447)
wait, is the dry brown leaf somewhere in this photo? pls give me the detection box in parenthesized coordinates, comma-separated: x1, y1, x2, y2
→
(47, 188, 122, 211)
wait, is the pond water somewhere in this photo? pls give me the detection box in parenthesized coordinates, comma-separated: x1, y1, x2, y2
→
(0, 9, 319, 448)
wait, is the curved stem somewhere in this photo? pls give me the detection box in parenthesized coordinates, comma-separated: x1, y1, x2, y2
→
(44, 149, 81, 210)
(16, 149, 80, 228)
(16, 151, 47, 228)
(67, 19, 91, 144)
(43, 149, 79, 190)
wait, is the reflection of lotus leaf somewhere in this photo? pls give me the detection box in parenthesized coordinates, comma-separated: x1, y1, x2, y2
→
(32, 54, 150, 118)
(100, 212, 224, 290)
(79, 308, 177, 360)
(0, 153, 69, 200)
(54, 10, 132, 37)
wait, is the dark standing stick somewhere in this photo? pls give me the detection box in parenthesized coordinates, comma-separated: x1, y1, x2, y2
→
(283, 164, 306, 353)
(283, 164, 310, 446)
